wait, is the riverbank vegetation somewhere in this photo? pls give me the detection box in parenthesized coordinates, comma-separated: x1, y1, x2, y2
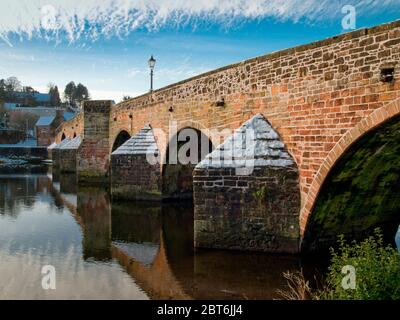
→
(279, 229, 400, 300)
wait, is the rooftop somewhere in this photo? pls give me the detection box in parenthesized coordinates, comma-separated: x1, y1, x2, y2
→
(35, 116, 55, 126)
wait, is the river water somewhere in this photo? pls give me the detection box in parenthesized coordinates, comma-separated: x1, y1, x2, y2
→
(0, 165, 327, 300)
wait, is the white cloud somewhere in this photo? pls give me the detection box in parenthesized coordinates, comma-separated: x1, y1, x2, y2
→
(127, 67, 145, 78)
(4, 52, 36, 62)
(0, 0, 398, 45)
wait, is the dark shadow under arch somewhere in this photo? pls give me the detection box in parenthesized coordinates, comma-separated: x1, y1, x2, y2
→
(302, 114, 400, 253)
(112, 130, 130, 152)
(61, 133, 66, 141)
(162, 128, 213, 200)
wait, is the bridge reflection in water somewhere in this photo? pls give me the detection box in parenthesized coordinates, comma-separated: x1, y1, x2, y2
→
(50, 171, 316, 300)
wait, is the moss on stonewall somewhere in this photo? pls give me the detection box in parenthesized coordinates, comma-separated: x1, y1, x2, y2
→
(253, 186, 268, 202)
(303, 115, 400, 252)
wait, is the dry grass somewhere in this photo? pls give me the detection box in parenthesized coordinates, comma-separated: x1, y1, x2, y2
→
(276, 270, 313, 300)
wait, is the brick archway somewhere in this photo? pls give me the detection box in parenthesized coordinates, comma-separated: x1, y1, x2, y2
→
(151, 119, 216, 167)
(111, 129, 131, 152)
(175, 119, 218, 148)
(161, 124, 214, 200)
(300, 98, 400, 238)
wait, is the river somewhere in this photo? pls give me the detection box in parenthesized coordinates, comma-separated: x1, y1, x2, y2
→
(0, 165, 332, 300)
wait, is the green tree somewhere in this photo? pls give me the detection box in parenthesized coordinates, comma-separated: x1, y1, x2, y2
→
(64, 81, 90, 107)
(74, 83, 90, 105)
(0, 79, 6, 102)
(48, 84, 61, 107)
(64, 81, 76, 106)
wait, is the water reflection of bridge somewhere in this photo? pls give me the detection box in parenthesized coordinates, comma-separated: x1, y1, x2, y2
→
(49, 171, 315, 300)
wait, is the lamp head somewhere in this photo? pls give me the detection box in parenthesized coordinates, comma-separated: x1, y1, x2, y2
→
(148, 55, 156, 70)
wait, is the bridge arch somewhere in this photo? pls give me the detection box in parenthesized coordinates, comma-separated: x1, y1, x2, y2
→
(301, 99, 400, 251)
(111, 130, 131, 152)
(61, 133, 66, 141)
(162, 126, 214, 199)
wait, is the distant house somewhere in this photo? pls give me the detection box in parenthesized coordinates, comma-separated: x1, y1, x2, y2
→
(8, 92, 51, 107)
(35, 111, 65, 146)
(4, 104, 75, 118)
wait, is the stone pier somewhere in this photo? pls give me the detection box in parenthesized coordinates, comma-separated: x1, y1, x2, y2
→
(111, 125, 161, 200)
(193, 114, 301, 253)
(60, 135, 82, 173)
(51, 138, 71, 172)
(77, 100, 113, 184)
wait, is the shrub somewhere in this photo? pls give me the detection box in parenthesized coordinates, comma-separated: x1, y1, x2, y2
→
(317, 229, 400, 300)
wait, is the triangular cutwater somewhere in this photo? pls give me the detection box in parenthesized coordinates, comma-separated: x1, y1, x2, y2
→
(196, 114, 294, 172)
(111, 125, 159, 157)
(60, 135, 82, 150)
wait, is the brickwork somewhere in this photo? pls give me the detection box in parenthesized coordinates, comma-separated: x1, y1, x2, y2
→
(55, 112, 84, 143)
(111, 125, 161, 200)
(194, 166, 300, 252)
(59, 136, 82, 173)
(77, 100, 113, 183)
(37, 111, 65, 146)
(36, 126, 54, 146)
(51, 138, 70, 172)
(59, 149, 76, 172)
(193, 114, 301, 252)
(299, 98, 400, 236)
(111, 154, 162, 200)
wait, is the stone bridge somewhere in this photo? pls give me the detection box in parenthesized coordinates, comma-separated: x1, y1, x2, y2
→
(55, 20, 400, 253)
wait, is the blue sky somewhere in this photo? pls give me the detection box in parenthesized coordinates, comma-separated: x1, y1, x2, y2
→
(0, 1, 399, 102)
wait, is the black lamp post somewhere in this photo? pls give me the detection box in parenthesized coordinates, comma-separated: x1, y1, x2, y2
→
(148, 55, 156, 92)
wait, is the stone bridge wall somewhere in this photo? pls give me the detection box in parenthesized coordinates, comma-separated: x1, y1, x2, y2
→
(55, 112, 84, 143)
(109, 20, 400, 234)
(56, 20, 400, 248)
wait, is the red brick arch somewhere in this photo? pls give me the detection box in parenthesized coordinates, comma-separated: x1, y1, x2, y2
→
(110, 128, 131, 152)
(149, 119, 217, 166)
(174, 120, 219, 146)
(300, 98, 400, 237)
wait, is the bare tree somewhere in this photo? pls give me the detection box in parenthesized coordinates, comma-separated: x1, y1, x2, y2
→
(5, 77, 22, 92)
